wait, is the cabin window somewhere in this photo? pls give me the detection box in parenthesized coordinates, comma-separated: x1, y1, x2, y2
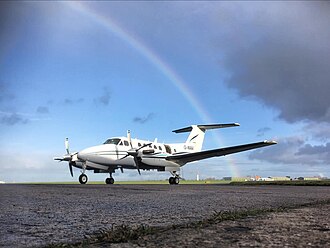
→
(153, 145, 157, 149)
(124, 140, 129, 146)
(138, 143, 141, 146)
(164, 144, 172, 154)
(103, 138, 121, 145)
(159, 146, 162, 151)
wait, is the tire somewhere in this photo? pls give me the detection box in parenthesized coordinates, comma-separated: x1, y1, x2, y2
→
(174, 177, 180, 185)
(106, 178, 114, 184)
(79, 174, 88, 184)
(169, 177, 174, 185)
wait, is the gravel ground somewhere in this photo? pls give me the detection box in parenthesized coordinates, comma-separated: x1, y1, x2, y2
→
(0, 184, 330, 247)
(114, 204, 330, 248)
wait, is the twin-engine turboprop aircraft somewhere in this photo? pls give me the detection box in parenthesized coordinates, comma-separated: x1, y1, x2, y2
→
(54, 123, 277, 184)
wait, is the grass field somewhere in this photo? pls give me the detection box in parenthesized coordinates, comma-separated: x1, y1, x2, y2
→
(229, 180, 330, 186)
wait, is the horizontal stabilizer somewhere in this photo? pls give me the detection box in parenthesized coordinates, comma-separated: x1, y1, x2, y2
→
(173, 123, 240, 133)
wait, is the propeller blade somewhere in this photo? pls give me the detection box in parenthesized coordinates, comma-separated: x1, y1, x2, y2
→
(133, 156, 141, 175)
(65, 138, 69, 154)
(69, 162, 74, 177)
(137, 143, 152, 151)
(122, 132, 150, 175)
(127, 130, 133, 148)
(120, 154, 130, 160)
(54, 157, 65, 161)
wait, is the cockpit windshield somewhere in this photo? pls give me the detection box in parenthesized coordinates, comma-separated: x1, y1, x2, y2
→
(103, 138, 121, 145)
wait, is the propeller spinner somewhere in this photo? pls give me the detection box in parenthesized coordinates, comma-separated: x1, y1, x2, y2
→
(54, 138, 75, 177)
(121, 130, 151, 175)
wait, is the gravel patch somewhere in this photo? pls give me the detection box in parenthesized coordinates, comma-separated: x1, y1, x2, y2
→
(0, 184, 329, 247)
(114, 204, 330, 248)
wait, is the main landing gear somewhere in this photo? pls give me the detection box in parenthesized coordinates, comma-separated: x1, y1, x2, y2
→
(105, 173, 115, 184)
(79, 174, 88, 184)
(105, 177, 114, 184)
(169, 171, 180, 185)
(169, 176, 180, 185)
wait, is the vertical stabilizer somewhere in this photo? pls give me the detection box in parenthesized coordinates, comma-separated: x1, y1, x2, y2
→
(173, 123, 240, 152)
(185, 125, 206, 152)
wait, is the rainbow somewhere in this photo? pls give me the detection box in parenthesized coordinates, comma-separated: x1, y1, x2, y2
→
(63, 2, 240, 177)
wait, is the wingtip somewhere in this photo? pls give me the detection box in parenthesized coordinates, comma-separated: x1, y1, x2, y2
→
(264, 140, 277, 145)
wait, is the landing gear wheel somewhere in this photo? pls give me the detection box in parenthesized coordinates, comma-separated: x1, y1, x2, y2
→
(79, 174, 88, 184)
(169, 177, 179, 185)
(105, 177, 115, 184)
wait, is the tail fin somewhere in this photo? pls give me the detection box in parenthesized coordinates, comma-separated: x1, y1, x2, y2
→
(173, 123, 240, 152)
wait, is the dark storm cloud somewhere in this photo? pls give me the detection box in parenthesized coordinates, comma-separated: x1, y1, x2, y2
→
(94, 87, 111, 106)
(133, 113, 155, 124)
(0, 113, 29, 126)
(36, 106, 49, 114)
(220, 2, 330, 124)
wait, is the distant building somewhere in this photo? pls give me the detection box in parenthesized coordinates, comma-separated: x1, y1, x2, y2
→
(303, 177, 321, 181)
(258, 177, 274, 181)
(270, 176, 291, 181)
(231, 177, 250, 182)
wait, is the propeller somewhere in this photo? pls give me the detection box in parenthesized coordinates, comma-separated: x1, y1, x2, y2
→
(69, 161, 74, 177)
(65, 137, 70, 154)
(54, 138, 76, 177)
(121, 130, 151, 175)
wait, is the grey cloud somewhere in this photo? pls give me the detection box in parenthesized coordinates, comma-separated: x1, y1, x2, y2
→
(296, 143, 330, 156)
(249, 136, 330, 166)
(219, 2, 330, 124)
(257, 127, 271, 137)
(0, 113, 29, 125)
(303, 122, 330, 141)
(249, 137, 305, 165)
(133, 113, 155, 124)
(94, 87, 111, 106)
(36, 106, 49, 114)
(64, 98, 84, 105)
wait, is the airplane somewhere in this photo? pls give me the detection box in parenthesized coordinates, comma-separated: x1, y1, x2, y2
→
(54, 123, 277, 185)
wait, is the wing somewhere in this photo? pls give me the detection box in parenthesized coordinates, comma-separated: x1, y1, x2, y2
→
(166, 140, 277, 165)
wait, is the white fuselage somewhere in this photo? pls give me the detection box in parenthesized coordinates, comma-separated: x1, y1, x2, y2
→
(73, 136, 192, 172)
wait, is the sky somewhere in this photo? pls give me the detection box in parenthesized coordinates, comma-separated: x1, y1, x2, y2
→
(1, 1, 329, 182)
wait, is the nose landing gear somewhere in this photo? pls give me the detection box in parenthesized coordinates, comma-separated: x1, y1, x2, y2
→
(78, 162, 88, 184)
(79, 174, 88, 184)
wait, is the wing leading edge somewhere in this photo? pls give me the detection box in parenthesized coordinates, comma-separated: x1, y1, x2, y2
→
(166, 140, 277, 165)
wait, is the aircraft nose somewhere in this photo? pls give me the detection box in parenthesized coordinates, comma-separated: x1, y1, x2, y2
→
(77, 148, 90, 161)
